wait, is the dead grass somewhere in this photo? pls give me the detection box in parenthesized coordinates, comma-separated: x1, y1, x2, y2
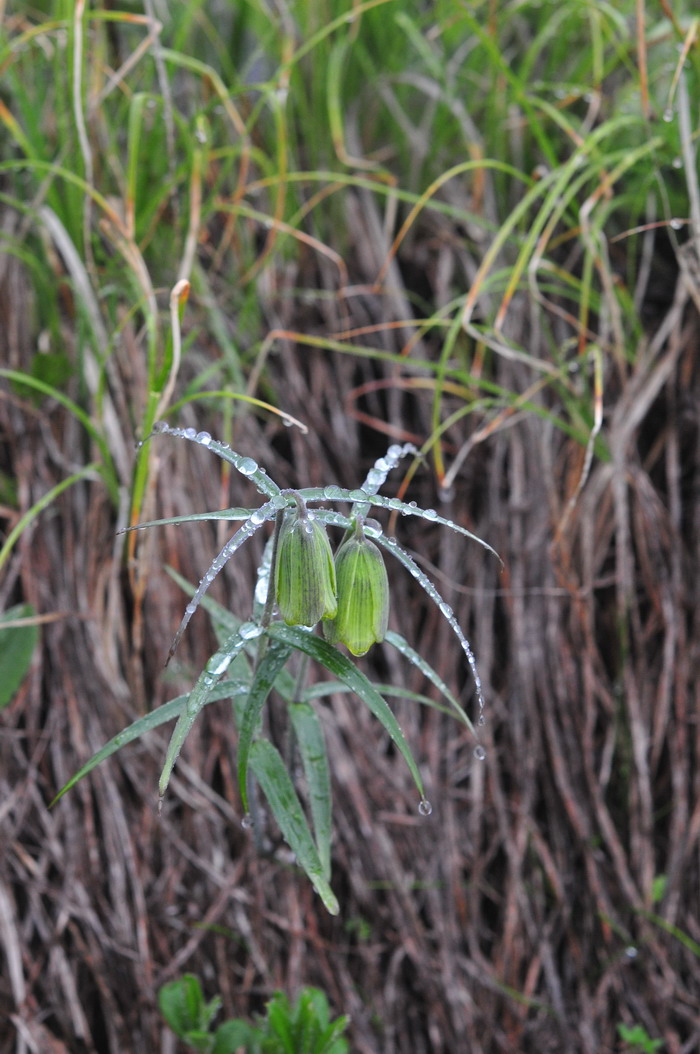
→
(2, 185, 700, 1054)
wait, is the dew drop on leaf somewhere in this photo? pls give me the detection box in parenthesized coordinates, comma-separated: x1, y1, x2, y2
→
(474, 745, 486, 761)
(239, 621, 263, 640)
(241, 814, 254, 829)
(418, 798, 433, 817)
(238, 457, 258, 476)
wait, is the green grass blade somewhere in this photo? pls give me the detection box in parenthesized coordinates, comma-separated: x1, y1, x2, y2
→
(249, 738, 339, 915)
(384, 630, 475, 734)
(160, 631, 258, 797)
(289, 702, 332, 880)
(50, 680, 247, 807)
(0, 463, 101, 573)
(0, 604, 39, 709)
(237, 638, 293, 811)
(267, 624, 426, 803)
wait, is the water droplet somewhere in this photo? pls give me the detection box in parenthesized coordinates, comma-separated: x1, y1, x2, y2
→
(238, 457, 258, 476)
(323, 485, 344, 500)
(152, 421, 168, 433)
(386, 536, 397, 546)
(418, 799, 433, 817)
(669, 217, 684, 230)
(349, 489, 368, 501)
(250, 508, 266, 525)
(439, 602, 453, 618)
(196, 430, 212, 445)
(255, 575, 270, 605)
(272, 493, 289, 509)
(424, 508, 438, 520)
(184, 427, 197, 439)
(478, 714, 486, 727)
(185, 602, 197, 616)
(474, 745, 486, 761)
(239, 621, 263, 640)
(387, 498, 403, 510)
(672, 156, 682, 169)
(408, 501, 417, 508)
(624, 946, 638, 959)
(663, 107, 674, 123)
(207, 654, 231, 676)
(241, 813, 254, 829)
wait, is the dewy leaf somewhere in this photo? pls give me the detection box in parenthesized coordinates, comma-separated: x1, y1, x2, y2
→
(0, 604, 39, 709)
(267, 624, 426, 802)
(51, 680, 248, 806)
(249, 739, 339, 915)
(149, 421, 282, 499)
(384, 629, 475, 733)
(166, 505, 276, 662)
(290, 703, 332, 880)
(160, 630, 258, 798)
(237, 639, 293, 811)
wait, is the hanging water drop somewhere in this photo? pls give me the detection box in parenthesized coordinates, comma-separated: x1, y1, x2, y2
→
(241, 813, 254, 830)
(418, 798, 433, 817)
(663, 107, 674, 123)
(478, 713, 486, 727)
(238, 457, 258, 476)
(474, 745, 486, 761)
(669, 217, 684, 230)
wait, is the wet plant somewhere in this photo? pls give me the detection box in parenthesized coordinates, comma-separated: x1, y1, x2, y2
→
(53, 421, 499, 914)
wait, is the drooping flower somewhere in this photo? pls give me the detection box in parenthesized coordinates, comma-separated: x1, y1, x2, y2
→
(324, 519, 389, 656)
(275, 499, 337, 627)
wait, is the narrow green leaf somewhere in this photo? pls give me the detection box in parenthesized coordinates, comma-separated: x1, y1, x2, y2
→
(290, 703, 332, 880)
(249, 739, 339, 915)
(384, 630, 475, 733)
(267, 624, 426, 802)
(0, 604, 39, 708)
(160, 630, 254, 797)
(237, 639, 293, 810)
(51, 680, 247, 806)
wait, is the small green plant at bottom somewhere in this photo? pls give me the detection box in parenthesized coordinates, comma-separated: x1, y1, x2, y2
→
(617, 1023, 664, 1053)
(159, 975, 349, 1054)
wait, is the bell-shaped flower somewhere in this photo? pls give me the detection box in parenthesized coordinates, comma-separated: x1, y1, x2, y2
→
(275, 499, 337, 627)
(324, 520, 389, 656)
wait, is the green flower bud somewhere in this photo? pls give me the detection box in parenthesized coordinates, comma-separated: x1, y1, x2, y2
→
(275, 500, 337, 627)
(324, 521, 389, 656)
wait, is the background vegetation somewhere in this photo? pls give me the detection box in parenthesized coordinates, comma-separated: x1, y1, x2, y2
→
(1, 1, 699, 1051)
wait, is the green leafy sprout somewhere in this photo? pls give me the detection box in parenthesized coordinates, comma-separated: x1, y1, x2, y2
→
(53, 421, 500, 914)
(159, 974, 349, 1054)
